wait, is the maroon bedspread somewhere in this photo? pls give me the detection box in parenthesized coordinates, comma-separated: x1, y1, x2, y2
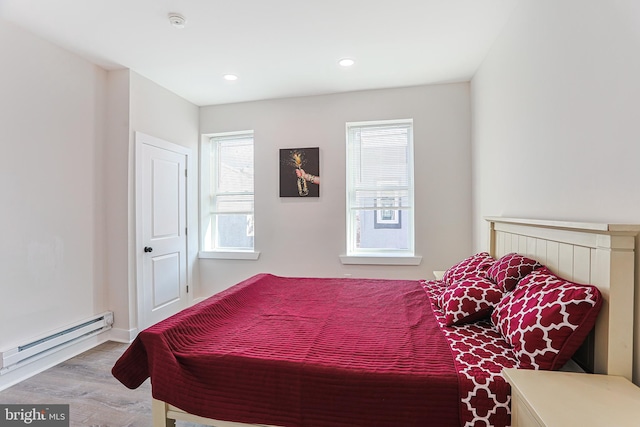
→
(112, 274, 459, 426)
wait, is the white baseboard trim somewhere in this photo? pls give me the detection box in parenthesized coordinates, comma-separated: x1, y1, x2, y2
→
(109, 327, 138, 343)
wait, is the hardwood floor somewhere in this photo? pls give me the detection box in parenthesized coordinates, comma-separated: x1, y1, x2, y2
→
(0, 341, 207, 427)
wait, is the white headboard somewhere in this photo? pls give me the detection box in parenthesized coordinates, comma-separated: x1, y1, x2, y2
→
(486, 217, 640, 381)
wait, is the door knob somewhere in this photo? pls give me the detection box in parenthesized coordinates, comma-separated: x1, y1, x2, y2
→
(144, 246, 153, 253)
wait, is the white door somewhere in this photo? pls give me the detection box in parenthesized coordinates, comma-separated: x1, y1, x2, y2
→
(136, 132, 190, 330)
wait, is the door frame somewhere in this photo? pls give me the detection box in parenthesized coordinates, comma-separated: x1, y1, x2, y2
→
(134, 131, 192, 331)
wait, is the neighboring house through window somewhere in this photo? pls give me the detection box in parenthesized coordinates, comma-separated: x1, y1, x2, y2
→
(200, 131, 258, 259)
(343, 119, 420, 264)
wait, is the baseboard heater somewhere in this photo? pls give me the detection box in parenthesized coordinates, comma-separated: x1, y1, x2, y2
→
(0, 311, 113, 375)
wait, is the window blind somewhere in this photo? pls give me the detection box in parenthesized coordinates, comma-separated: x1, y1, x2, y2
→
(346, 119, 414, 255)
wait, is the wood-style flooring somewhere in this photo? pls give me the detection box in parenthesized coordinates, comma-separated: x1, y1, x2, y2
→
(0, 341, 207, 427)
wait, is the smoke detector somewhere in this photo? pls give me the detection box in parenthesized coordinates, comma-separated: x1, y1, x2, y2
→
(168, 13, 186, 28)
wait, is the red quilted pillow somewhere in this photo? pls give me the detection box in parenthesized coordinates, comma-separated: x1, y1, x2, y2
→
(438, 276, 504, 326)
(486, 253, 542, 292)
(491, 267, 602, 370)
(442, 252, 495, 284)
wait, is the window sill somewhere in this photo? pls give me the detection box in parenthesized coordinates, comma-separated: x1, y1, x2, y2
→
(199, 251, 261, 260)
(339, 254, 422, 266)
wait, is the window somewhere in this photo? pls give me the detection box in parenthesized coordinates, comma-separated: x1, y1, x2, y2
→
(344, 119, 418, 262)
(201, 131, 257, 259)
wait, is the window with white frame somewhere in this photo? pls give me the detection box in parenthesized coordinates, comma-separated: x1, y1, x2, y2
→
(345, 119, 414, 257)
(201, 131, 255, 256)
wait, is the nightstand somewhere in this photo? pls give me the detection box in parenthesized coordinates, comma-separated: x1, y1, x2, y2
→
(503, 368, 640, 427)
(433, 270, 445, 280)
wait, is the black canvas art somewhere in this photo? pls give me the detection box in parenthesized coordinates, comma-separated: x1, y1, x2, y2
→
(279, 147, 320, 197)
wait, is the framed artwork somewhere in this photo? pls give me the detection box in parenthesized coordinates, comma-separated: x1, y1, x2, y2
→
(374, 197, 401, 229)
(279, 147, 320, 197)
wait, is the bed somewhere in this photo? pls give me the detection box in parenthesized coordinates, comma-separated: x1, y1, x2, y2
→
(112, 217, 639, 427)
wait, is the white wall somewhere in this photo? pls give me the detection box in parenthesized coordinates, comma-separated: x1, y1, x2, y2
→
(0, 17, 108, 384)
(105, 70, 200, 341)
(0, 18, 199, 389)
(105, 69, 132, 340)
(128, 71, 200, 328)
(199, 84, 473, 296)
(471, 0, 640, 383)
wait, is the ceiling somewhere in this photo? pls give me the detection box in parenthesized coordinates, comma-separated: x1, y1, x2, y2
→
(0, 0, 521, 106)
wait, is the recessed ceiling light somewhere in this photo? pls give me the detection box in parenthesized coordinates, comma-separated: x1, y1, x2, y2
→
(338, 58, 355, 67)
(168, 13, 186, 28)
(223, 74, 238, 81)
